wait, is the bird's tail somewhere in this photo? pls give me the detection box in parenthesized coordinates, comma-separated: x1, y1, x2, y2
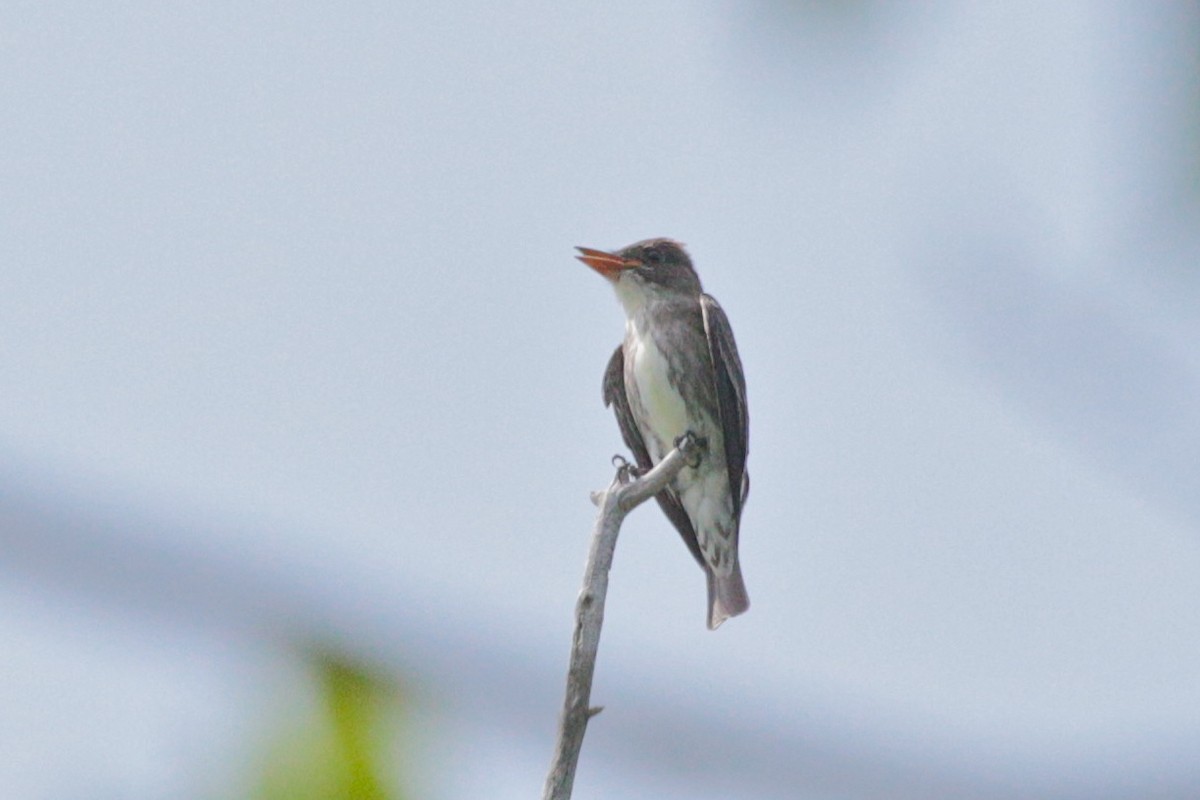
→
(706, 562, 750, 630)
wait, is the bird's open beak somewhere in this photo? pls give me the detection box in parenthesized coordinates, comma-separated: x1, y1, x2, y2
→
(575, 246, 640, 279)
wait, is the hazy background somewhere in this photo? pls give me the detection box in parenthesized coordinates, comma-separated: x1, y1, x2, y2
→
(3, 1, 1199, 798)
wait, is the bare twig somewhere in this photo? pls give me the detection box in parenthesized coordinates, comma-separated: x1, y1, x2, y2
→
(542, 437, 700, 800)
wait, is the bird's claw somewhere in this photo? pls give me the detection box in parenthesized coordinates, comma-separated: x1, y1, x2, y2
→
(675, 431, 706, 468)
(611, 454, 643, 484)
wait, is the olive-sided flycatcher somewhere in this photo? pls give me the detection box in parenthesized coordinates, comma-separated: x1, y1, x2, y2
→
(576, 238, 749, 629)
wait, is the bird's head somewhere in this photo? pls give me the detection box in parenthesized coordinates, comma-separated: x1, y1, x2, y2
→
(576, 239, 702, 306)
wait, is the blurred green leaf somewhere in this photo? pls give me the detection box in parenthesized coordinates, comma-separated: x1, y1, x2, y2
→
(252, 651, 407, 800)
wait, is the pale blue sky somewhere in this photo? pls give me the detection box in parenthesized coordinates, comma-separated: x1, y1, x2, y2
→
(2, 2, 1199, 797)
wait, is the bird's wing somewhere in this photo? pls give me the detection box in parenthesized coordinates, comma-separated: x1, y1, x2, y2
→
(603, 345, 706, 568)
(700, 295, 750, 516)
(602, 346, 651, 471)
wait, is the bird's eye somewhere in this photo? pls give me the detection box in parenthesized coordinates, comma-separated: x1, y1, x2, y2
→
(644, 248, 664, 265)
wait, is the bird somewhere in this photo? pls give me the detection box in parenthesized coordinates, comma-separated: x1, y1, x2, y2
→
(576, 238, 749, 629)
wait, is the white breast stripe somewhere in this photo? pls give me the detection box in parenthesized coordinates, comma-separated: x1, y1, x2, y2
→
(626, 327, 691, 461)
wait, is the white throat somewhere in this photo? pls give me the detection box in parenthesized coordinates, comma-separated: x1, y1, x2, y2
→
(612, 273, 673, 322)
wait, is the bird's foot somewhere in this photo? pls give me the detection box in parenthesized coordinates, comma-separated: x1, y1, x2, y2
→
(675, 431, 706, 468)
(611, 454, 643, 484)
